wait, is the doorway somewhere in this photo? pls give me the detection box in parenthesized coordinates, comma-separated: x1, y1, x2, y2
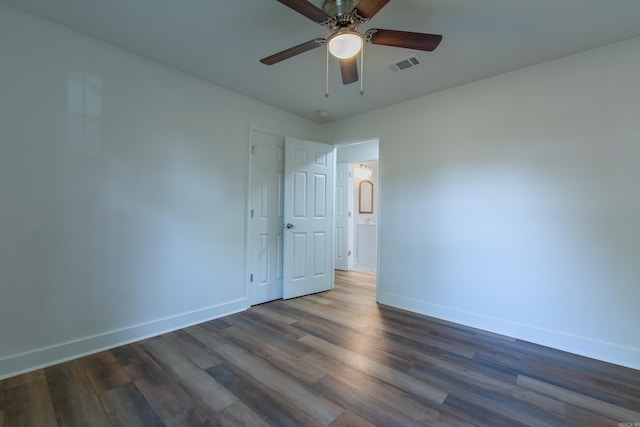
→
(335, 139, 380, 276)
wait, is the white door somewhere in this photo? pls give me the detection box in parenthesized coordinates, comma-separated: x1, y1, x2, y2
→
(282, 137, 335, 299)
(334, 162, 352, 271)
(249, 130, 284, 305)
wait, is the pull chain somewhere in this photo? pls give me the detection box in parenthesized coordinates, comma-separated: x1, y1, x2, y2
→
(360, 45, 364, 95)
(325, 45, 330, 98)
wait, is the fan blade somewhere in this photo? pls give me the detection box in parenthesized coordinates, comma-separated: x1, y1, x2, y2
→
(354, 0, 391, 19)
(368, 29, 442, 51)
(276, 0, 331, 23)
(340, 57, 359, 85)
(260, 39, 325, 65)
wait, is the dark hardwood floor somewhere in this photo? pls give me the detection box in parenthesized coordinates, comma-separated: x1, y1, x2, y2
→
(2, 270, 640, 426)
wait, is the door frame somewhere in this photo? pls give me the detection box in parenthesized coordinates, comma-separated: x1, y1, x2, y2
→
(334, 137, 381, 299)
(246, 128, 381, 305)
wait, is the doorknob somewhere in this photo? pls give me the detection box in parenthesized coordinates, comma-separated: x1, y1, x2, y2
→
(284, 223, 294, 229)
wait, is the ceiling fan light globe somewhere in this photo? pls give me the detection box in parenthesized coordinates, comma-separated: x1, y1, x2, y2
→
(328, 32, 363, 59)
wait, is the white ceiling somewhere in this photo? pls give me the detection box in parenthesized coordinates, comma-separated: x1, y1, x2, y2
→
(4, 0, 640, 122)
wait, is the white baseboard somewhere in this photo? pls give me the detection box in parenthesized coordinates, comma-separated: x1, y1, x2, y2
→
(378, 291, 640, 372)
(0, 299, 248, 381)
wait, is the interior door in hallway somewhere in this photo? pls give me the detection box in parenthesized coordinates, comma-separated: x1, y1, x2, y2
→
(334, 162, 352, 271)
(282, 137, 335, 299)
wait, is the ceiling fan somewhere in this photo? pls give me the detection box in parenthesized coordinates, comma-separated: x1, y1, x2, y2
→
(260, 0, 443, 92)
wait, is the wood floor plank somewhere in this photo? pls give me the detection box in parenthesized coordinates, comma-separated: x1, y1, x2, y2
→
(298, 334, 448, 405)
(206, 362, 323, 427)
(565, 404, 627, 427)
(217, 349, 345, 426)
(440, 394, 529, 427)
(292, 317, 415, 374)
(220, 325, 327, 385)
(301, 350, 463, 426)
(287, 310, 370, 344)
(516, 354, 640, 409)
(287, 298, 375, 331)
(368, 309, 481, 358)
(517, 374, 640, 422)
(212, 400, 273, 427)
(130, 378, 209, 426)
(249, 304, 298, 325)
(99, 382, 164, 426)
(110, 343, 144, 367)
(223, 312, 310, 357)
(81, 351, 131, 394)
(113, 342, 215, 426)
(160, 329, 223, 370)
(184, 324, 247, 361)
(472, 338, 640, 409)
(242, 309, 307, 340)
(1, 374, 57, 427)
(406, 347, 567, 420)
(362, 322, 477, 360)
(411, 363, 568, 427)
(329, 410, 376, 427)
(141, 337, 237, 415)
(305, 294, 335, 305)
(461, 324, 635, 410)
(1, 370, 47, 391)
(45, 360, 112, 426)
(378, 304, 480, 345)
(203, 318, 233, 331)
(312, 374, 425, 427)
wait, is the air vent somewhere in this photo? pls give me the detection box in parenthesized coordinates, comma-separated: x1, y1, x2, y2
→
(389, 54, 424, 72)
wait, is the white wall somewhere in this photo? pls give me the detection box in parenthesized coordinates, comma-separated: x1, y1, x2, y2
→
(0, 4, 321, 379)
(336, 139, 379, 163)
(325, 37, 640, 370)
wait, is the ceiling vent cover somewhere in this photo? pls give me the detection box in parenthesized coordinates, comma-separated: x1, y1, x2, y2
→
(389, 54, 424, 72)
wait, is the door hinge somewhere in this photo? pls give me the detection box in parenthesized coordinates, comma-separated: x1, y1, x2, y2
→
(251, 209, 254, 218)
(348, 211, 352, 217)
(348, 250, 352, 256)
(251, 145, 255, 155)
(349, 172, 352, 178)
(250, 274, 253, 282)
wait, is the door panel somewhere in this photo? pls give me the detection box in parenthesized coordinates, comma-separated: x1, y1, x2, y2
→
(283, 138, 335, 299)
(314, 174, 327, 216)
(293, 172, 307, 217)
(313, 232, 327, 275)
(293, 232, 306, 280)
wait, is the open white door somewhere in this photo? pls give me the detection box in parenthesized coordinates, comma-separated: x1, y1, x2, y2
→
(283, 137, 335, 299)
(334, 162, 352, 271)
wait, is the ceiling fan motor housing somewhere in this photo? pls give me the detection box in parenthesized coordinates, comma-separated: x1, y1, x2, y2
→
(323, 0, 360, 22)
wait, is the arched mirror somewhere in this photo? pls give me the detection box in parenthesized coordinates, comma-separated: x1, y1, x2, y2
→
(359, 180, 374, 214)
